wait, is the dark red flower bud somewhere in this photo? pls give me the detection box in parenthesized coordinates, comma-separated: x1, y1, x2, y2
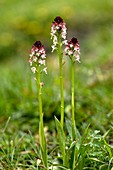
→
(54, 16, 63, 24)
(34, 41, 42, 49)
(71, 37, 78, 45)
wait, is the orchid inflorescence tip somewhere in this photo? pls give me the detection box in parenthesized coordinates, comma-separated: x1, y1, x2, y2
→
(29, 40, 47, 77)
(65, 37, 80, 63)
(50, 16, 67, 52)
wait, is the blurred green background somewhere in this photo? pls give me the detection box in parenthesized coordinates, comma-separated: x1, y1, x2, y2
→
(0, 0, 113, 136)
(0, 0, 113, 61)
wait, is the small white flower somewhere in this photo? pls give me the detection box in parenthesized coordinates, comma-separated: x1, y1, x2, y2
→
(39, 48, 45, 54)
(70, 44, 73, 48)
(62, 40, 67, 45)
(35, 48, 38, 52)
(51, 26, 56, 34)
(53, 36, 58, 46)
(43, 67, 47, 74)
(62, 34, 66, 39)
(75, 54, 80, 63)
(39, 59, 45, 65)
(41, 53, 46, 59)
(64, 46, 69, 52)
(31, 51, 35, 55)
(29, 59, 32, 66)
(29, 54, 33, 58)
(51, 45, 56, 52)
(36, 52, 40, 56)
(56, 26, 60, 29)
(53, 35, 57, 41)
(68, 50, 73, 55)
(37, 159, 41, 165)
(33, 56, 37, 62)
(31, 67, 36, 74)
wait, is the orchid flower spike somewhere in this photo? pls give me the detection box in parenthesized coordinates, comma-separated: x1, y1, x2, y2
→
(65, 37, 80, 63)
(29, 41, 47, 76)
(50, 16, 67, 52)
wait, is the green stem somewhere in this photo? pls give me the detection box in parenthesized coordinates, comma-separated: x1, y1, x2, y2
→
(37, 66, 48, 168)
(71, 61, 76, 170)
(57, 35, 64, 129)
(71, 61, 76, 139)
(37, 68, 43, 124)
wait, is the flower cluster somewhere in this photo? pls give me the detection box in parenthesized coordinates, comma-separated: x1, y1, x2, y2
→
(65, 37, 80, 63)
(29, 41, 47, 75)
(50, 16, 67, 52)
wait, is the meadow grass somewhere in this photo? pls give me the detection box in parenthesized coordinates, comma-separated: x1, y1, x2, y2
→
(0, 51, 113, 169)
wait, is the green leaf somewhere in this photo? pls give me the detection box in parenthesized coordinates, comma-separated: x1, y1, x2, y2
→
(77, 125, 90, 169)
(55, 117, 66, 165)
(65, 118, 81, 140)
(80, 124, 90, 147)
(103, 139, 112, 159)
(65, 118, 72, 139)
(39, 122, 48, 168)
(70, 145, 76, 170)
(69, 141, 76, 150)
